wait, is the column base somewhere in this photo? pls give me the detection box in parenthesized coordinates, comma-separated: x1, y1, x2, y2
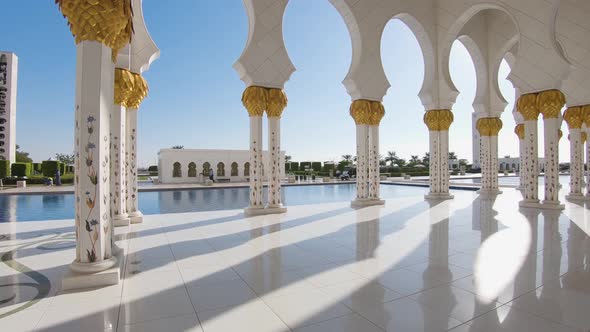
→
(477, 189, 502, 196)
(244, 206, 287, 216)
(540, 200, 565, 210)
(351, 198, 385, 207)
(565, 193, 586, 202)
(519, 199, 542, 209)
(128, 211, 143, 224)
(62, 251, 121, 291)
(113, 215, 130, 227)
(424, 193, 454, 200)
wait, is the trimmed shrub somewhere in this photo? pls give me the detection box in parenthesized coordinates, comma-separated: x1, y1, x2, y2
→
(311, 162, 322, 172)
(60, 162, 67, 175)
(2, 174, 74, 185)
(42, 160, 62, 177)
(300, 162, 311, 170)
(32, 163, 42, 173)
(0, 160, 10, 177)
(11, 162, 32, 177)
(322, 163, 335, 172)
(148, 165, 158, 172)
(290, 162, 299, 172)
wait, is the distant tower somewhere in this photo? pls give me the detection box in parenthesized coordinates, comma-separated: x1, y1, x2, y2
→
(0, 52, 17, 163)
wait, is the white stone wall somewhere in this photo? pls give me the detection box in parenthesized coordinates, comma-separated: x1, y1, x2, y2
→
(0, 52, 17, 163)
(158, 149, 285, 184)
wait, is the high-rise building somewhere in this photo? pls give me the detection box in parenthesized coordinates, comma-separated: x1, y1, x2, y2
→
(0, 51, 17, 163)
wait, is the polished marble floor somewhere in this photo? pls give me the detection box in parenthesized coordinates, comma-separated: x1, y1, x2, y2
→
(0, 188, 589, 332)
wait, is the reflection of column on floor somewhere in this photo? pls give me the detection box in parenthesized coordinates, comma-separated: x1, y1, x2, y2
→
(421, 200, 455, 332)
(515, 124, 526, 191)
(538, 210, 563, 320)
(515, 208, 539, 299)
(538, 90, 566, 208)
(0, 196, 18, 303)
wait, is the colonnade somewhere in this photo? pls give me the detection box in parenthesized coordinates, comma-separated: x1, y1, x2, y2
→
(56, 0, 157, 290)
(564, 106, 590, 201)
(241, 86, 288, 215)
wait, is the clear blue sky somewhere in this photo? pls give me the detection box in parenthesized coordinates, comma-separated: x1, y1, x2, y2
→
(3, 0, 569, 167)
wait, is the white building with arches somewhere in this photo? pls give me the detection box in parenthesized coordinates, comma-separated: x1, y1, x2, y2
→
(158, 148, 286, 184)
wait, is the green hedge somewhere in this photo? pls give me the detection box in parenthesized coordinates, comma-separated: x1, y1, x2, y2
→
(0, 160, 10, 178)
(289, 162, 299, 171)
(1, 174, 74, 185)
(148, 165, 158, 172)
(11, 162, 32, 177)
(311, 162, 322, 172)
(322, 164, 335, 172)
(60, 162, 67, 175)
(42, 160, 63, 177)
(32, 163, 42, 173)
(300, 162, 311, 170)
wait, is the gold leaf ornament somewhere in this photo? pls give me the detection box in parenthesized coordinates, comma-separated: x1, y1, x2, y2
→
(563, 107, 583, 129)
(476, 118, 502, 136)
(242, 86, 268, 117)
(423, 109, 453, 131)
(516, 93, 539, 121)
(56, 0, 134, 61)
(266, 88, 288, 118)
(537, 90, 565, 119)
(114, 68, 135, 107)
(514, 124, 525, 139)
(126, 73, 148, 109)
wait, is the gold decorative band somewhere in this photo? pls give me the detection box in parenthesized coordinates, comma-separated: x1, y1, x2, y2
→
(514, 124, 525, 140)
(241, 86, 287, 117)
(476, 117, 502, 136)
(537, 89, 565, 119)
(559, 129, 563, 140)
(582, 132, 587, 144)
(423, 109, 453, 131)
(114, 68, 135, 108)
(126, 73, 149, 109)
(564, 107, 583, 129)
(349, 99, 385, 125)
(56, 0, 133, 61)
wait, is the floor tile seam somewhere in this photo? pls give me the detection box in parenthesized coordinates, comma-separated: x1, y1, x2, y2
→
(230, 268, 295, 332)
(116, 232, 134, 331)
(500, 300, 583, 331)
(118, 310, 198, 330)
(177, 269, 206, 332)
(305, 312, 387, 332)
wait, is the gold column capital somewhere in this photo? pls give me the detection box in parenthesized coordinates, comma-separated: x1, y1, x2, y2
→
(514, 124, 525, 140)
(56, 0, 134, 61)
(516, 93, 539, 121)
(537, 89, 565, 119)
(559, 129, 564, 141)
(368, 101, 385, 126)
(582, 132, 587, 143)
(476, 117, 502, 136)
(242, 86, 267, 117)
(423, 109, 453, 131)
(564, 106, 583, 129)
(114, 68, 135, 108)
(581, 105, 590, 126)
(266, 88, 288, 118)
(126, 73, 148, 109)
(350, 99, 371, 125)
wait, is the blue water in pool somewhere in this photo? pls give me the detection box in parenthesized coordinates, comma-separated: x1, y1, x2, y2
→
(0, 184, 428, 222)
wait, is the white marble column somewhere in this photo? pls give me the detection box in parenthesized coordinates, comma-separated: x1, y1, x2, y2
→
(354, 124, 369, 201)
(538, 90, 565, 209)
(517, 93, 541, 208)
(267, 116, 286, 212)
(477, 118, 502, 195)
(567, 129, 584, 200)
(111, 103, 130, 226)
(125, 108, 143, 223)
(586, 130, 590, 199)
(246, 115, 264, 213)
(541, 117, 563, 208)
(64, 40, 117, 289)
(424, 110, 453, 200)
(428, 130, 441, 194)
(515, 124, 525, 191)
(368, 125, 384, 203)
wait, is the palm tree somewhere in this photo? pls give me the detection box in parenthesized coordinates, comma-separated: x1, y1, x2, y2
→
(448, 152, 458, 161)
(422, 152, 430, 166)
(285, 155, 292, 162)
(409, 155, 420, 166)
(341, 154, 353, 165)
(385, 151, 397, 166)
(171, 145, 184, 149)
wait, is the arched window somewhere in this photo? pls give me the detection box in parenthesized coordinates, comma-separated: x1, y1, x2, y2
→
(231, 162, 238, 176)
(244, 162, 250, 176)
(173, 162, 182, 178)
(188, 162, 197, 177)
(203, 162, 211, 176)
(217, 162, 225, 176)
